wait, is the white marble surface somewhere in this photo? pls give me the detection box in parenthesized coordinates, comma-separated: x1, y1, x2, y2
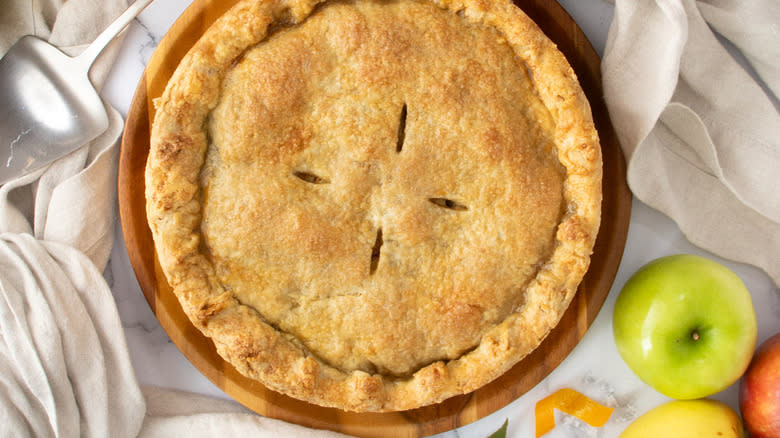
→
(99, 1, 780, 436)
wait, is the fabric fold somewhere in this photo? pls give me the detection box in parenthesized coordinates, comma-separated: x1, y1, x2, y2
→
(602, 0, 780, 285)
(0, 234, 146, 438)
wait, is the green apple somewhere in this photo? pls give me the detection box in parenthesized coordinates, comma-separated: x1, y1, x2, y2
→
(612, 254, 757, 399)
(620, 399, 746, 437)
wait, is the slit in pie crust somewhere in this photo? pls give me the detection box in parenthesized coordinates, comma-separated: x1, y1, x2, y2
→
(146, 0, 602, 412)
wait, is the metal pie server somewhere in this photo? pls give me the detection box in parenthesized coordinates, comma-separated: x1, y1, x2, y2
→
(0, 0, 154, 185)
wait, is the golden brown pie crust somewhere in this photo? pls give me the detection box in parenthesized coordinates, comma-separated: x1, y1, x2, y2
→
(146, 0, 601, 412)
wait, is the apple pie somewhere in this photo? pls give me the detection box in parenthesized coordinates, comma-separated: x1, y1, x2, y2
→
(146, 0, 601, 412)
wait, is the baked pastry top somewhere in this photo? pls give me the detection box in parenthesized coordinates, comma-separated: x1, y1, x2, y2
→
(146, 0, 602, 412)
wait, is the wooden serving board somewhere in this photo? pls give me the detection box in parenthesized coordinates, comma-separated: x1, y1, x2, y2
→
(118, 0, 631, 436)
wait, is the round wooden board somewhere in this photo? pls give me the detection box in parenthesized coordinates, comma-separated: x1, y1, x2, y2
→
(118, 0, 631, 436)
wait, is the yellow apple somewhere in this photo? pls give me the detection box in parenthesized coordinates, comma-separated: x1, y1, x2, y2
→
(620, 399, 745, 438)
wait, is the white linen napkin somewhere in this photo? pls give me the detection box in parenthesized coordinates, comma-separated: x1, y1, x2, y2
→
(601, 0, 780, 286)
(0, 1, 346, 436)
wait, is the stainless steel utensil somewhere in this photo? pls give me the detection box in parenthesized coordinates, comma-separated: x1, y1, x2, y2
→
(0, 0, 154, 185)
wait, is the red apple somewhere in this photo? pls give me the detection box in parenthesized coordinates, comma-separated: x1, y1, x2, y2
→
(740, 333, 780, 438)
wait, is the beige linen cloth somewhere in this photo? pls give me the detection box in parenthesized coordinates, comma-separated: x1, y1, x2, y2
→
(0, 1, 345, 436)
(602, 0, 780, 286)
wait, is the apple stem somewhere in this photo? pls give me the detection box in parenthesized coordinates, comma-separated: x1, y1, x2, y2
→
(691, 330, 700, 341)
